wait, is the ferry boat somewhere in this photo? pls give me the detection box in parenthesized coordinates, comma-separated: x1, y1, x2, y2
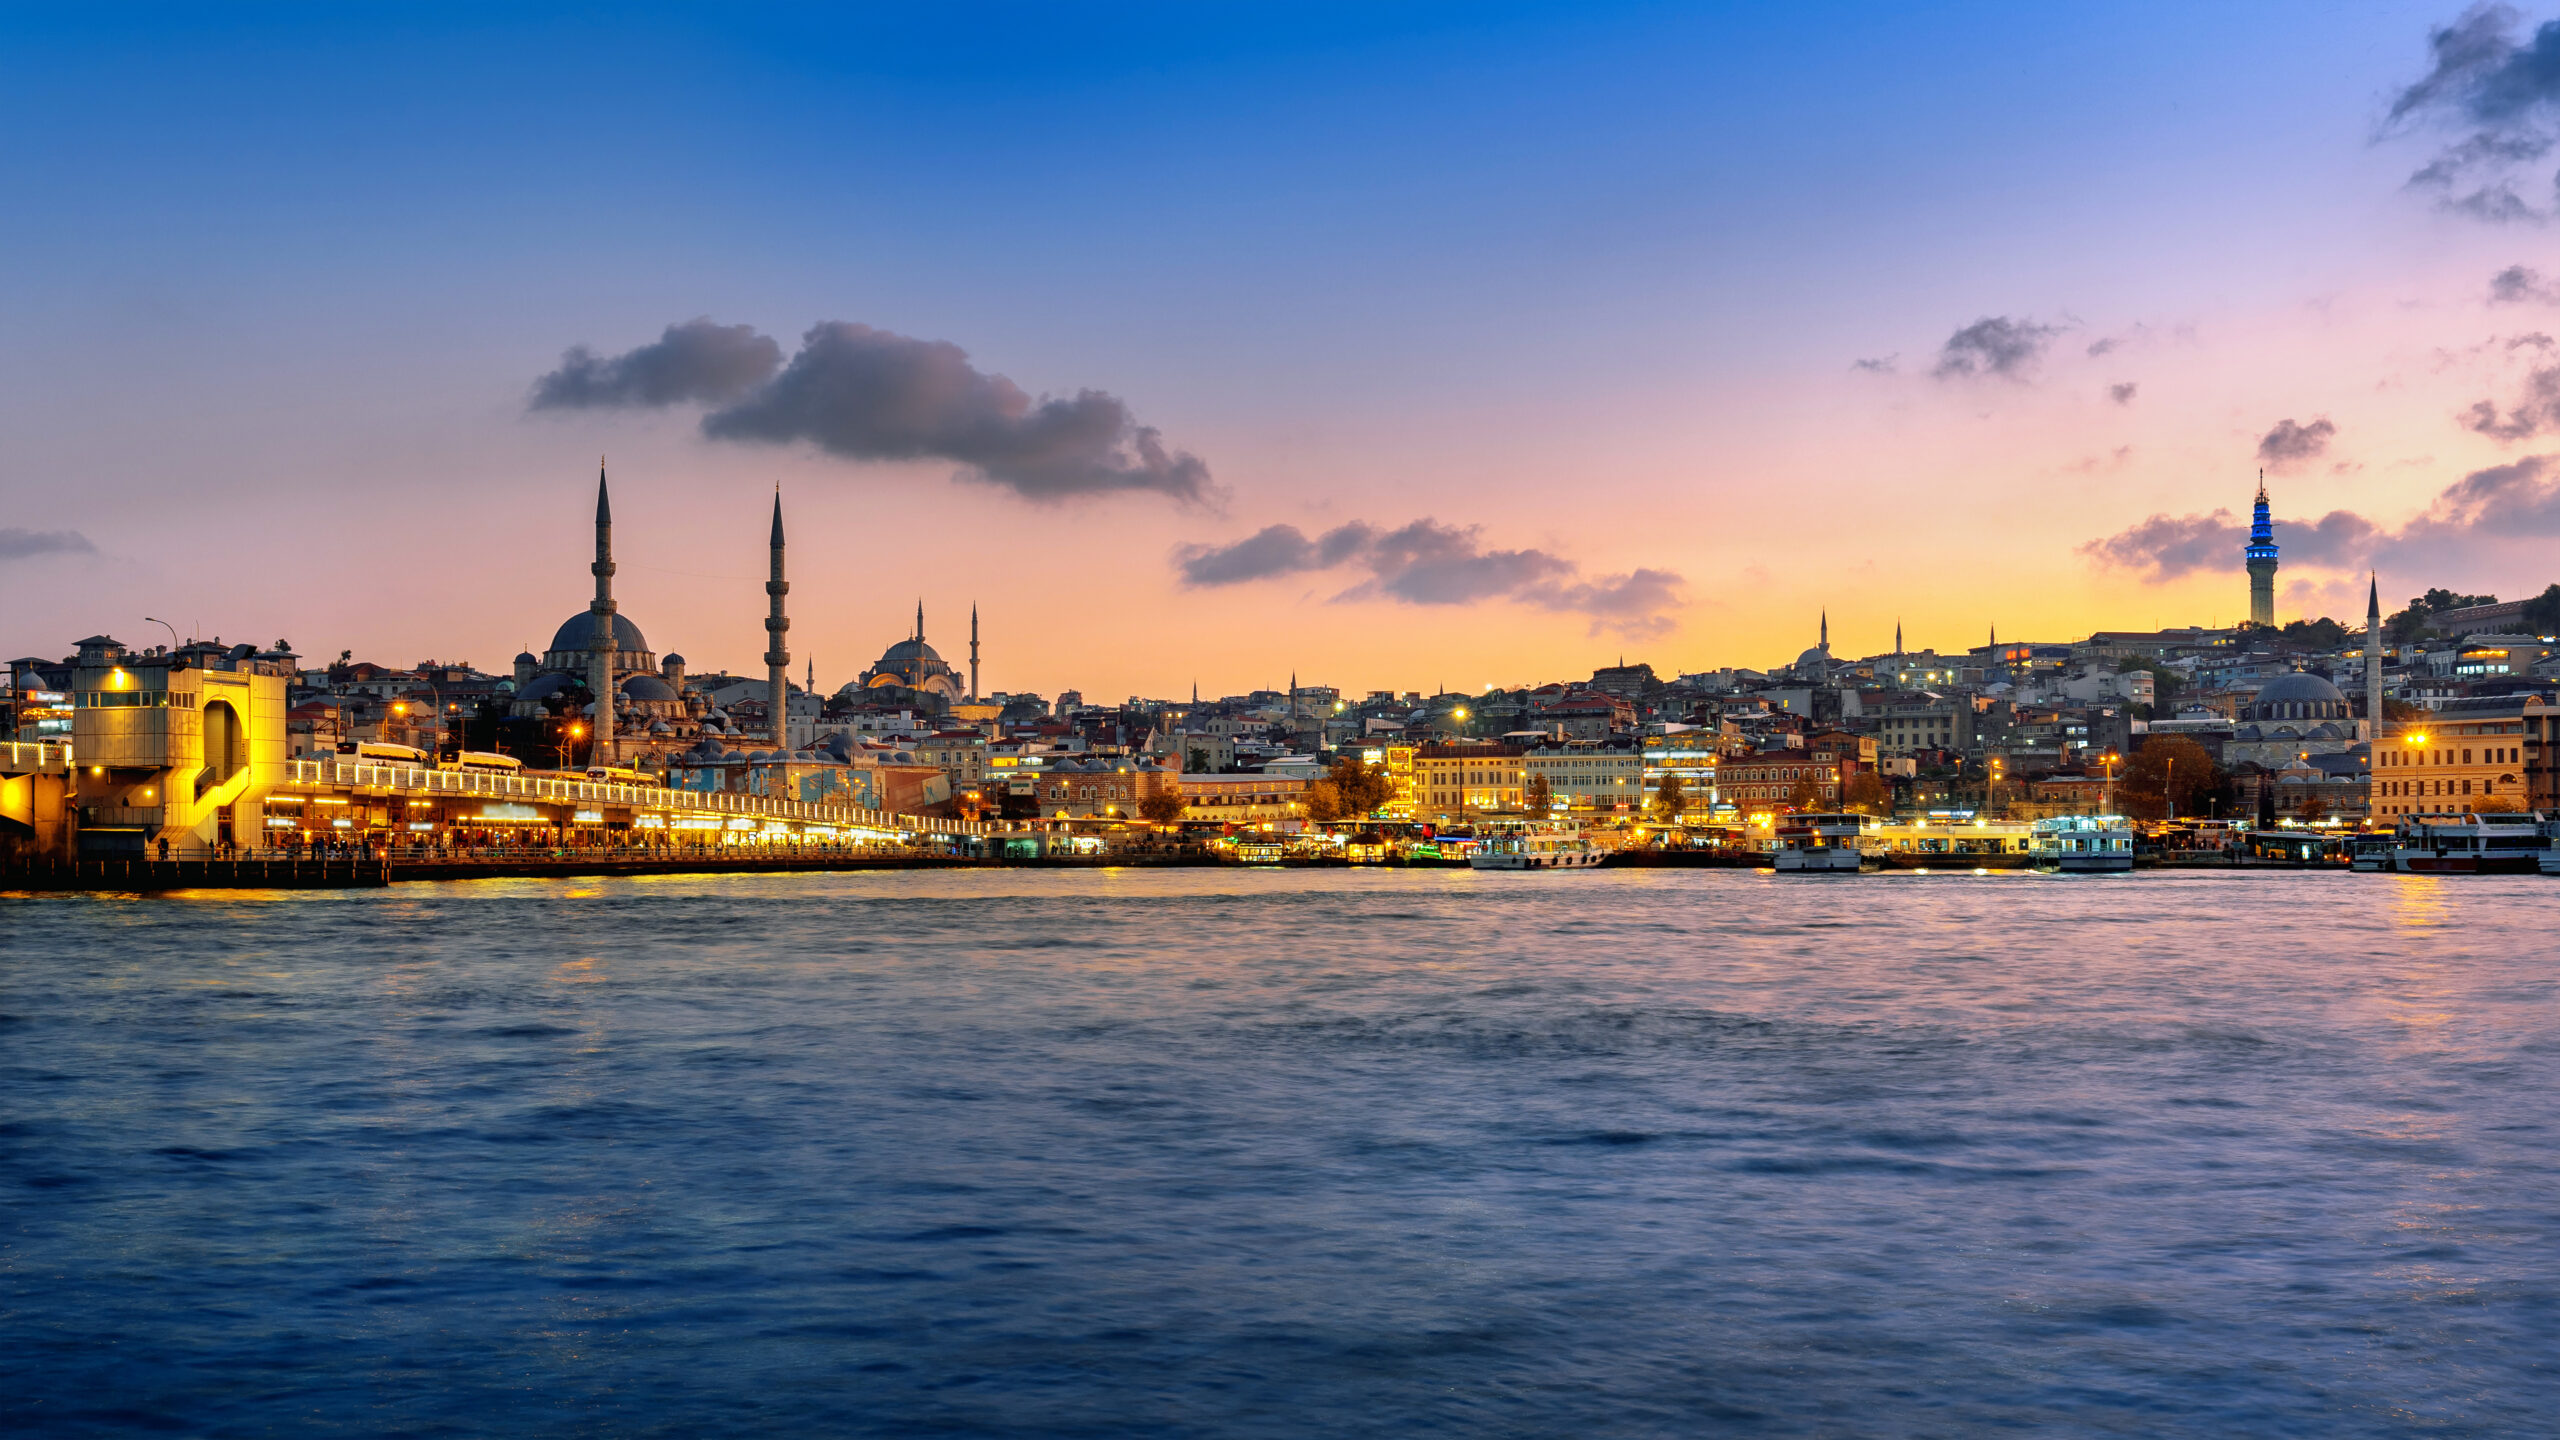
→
(1467, 825, 1606, 870)
(1773, 813, 1866, 873)
(1858, 814, 2037, 870)
(2348, 833, 2395, 872)
(2392, 811, 2546, 875)
(2030, 814, 2135, 873)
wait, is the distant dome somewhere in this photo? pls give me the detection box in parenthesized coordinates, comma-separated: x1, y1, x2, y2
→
(2247, 670, 2347, 723)
(514, 651, 537, 664)
(548, 612, 650, 656)
(514, 673, 580, 704)
(879, 637, 944, 666)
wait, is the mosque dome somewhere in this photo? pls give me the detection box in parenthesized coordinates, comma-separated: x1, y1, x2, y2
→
(878, 636, 944, 667)
(619, 674, 678, 702)
(514, 651, 537, 665)
(514, 673, 581, 705)
(548, 612, 650, 656)
(2246, 670, 2347, 723)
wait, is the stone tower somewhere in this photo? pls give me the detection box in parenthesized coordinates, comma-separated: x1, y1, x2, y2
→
(766, 491, 790, 749)
(2246, 474, 2279, 629)
(589, 463, 618, 763)
(2364, 572, 2383, 743)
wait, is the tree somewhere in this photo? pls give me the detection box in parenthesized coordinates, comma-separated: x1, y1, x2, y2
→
(1523, 772, 1554, 814)
(1326, 757, 1394, 817)
(2278, 617, 2347, 648)
(2474, 793, 2527, 814)
(1841, 772, 1890, 813)
(2120, 735, 2221, 821)
(1303, 780, 1345, 823)
(2384, 698, 2428, 722)
(1138, 791, 1187, 826)
(2521, 582, 2560, 638)
(1187, 746, 1211, 773)
(1786, 775, 1829, 811)
(2388, 588, 2500, 643)
(1651, 772, 1686, 822)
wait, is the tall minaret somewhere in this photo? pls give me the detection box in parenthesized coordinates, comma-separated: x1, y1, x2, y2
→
(969, 603, 980, 702)
(589, 462, 618, 762)
(765, 491, 790, 748)
(2364, 572, 2384, 743)
(2246, 472, 2279, 629)
(915, 599, 925, 644)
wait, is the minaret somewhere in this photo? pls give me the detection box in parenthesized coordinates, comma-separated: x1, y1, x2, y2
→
(970, 603, 980, 702)
(1819, 610, 1828, 652)
(765, 491, 790, 748)
(1895, 620, 1903, 657)
(2246, 471, 2279, 629)
(2364, 572, 2384, 743)
(589, 462, 618, 763)
(915, 599, 925, 644)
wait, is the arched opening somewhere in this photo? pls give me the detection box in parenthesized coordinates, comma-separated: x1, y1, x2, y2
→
(197, 699, 245, 799)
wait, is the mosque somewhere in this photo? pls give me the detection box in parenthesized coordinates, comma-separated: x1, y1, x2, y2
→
(843, 603, 978, 714)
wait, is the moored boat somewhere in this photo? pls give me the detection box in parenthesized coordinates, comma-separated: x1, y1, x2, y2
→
(2348, 833, 2394, 872)
(1773, 812, 1866, 873)
(2030, 814, 2135, 873)
(2392, 811, 2545, 874)
(1468, 824, 1606, 870)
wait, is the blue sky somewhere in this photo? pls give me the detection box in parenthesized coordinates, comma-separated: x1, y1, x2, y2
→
(2, 3, 2548, 691)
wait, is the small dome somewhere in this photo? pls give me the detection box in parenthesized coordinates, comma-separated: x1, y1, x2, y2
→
(548, 612, 650, 656)
(514, 673, 580, 704)
(663, 652, 685, 666)
(619, 674, 678, 702)
(2247, 670, 2346, 723)
(514, 651, 537, 664)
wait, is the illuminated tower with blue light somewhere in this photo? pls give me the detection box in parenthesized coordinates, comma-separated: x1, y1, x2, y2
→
(2245, 472, 2278, 629)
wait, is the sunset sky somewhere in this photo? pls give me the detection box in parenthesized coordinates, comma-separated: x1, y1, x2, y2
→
(8, 3, 2560, 698)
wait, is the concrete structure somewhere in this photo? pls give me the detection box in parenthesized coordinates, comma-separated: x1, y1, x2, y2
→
(2245, 475, 2279, 629)
(63, 635, 293, 856)
(2370, 693, 2545, 819)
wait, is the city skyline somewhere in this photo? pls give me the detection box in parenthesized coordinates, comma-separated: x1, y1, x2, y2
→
(8, 5, 2560, 694)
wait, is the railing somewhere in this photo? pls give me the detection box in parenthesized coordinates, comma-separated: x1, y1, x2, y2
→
(274, 758, 1000, 836)
(1, 740, 72, 774)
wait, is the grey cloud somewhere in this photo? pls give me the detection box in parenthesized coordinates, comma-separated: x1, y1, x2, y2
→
(531, 319, 783, 409)
(2081, 454, 2560, 581)
(2109, 382, 2139, 405)
(533, 318, 1215, 506)
(703, 322, 1215, 505)
(2463, 362, 2560, 440)
(2491, 262, 2560, 301)
(2257, 417, 2338, 470)
(2387, 6, 2560, 221)
(0, 528, 95, 561)
(1851, 355, 1897, 373)
(1175, 517, 1683, 638)
(1933, 316, 2062, 380)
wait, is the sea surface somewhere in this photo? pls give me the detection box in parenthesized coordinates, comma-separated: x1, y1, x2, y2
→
(3, 868, 2557, 1437)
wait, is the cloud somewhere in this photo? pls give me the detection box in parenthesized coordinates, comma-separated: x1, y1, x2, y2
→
(531, 319, 783, 409)
(2256, 417, 2338, 470)
(1851, 355, 1898, 373)
(0, 528, 94, 562)
(2082, 454, 2560, 581)
(2490, 262, 2560, 302)
(534, 318, 1215, 506)
(2386, 5, 2560, 221)
(2461, 361, 2560, 439)
(2109, 382, 2139, 405)
(1175, 518, 1684, 638)
(1932, 316, 2062, 380)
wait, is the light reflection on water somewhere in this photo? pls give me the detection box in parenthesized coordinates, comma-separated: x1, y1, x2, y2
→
(4, 867, 2558, 1437)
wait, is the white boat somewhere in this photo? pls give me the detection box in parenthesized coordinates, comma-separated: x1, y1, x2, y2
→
(2392, 811, 2545, 875)
(2030, 814, 2135, 873)
(1773, 813, 1866, 873)
(2348, 833, 2394, 873)
(1468, 825, 1606, 870)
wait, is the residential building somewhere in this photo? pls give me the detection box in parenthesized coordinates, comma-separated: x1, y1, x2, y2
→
(1413, 741, 1526, 820)
(1523, 739, 1643, 815)
(2370, 693, 2545, 818)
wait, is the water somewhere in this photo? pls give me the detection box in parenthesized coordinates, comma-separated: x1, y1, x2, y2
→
(3, 869, 2556, 1437)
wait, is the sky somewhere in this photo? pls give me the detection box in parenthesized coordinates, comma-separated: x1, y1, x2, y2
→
(6, 2, 2560, 698)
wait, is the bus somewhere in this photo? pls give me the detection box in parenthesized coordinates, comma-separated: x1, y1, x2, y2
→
(585, 765, 658, 787)
(351, 742, 429, 766)
(438, 751, 524, 775)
